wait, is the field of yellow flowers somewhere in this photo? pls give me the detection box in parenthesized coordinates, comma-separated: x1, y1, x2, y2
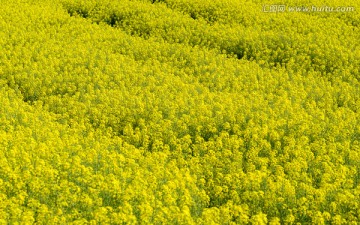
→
(0, 0, 359, 224)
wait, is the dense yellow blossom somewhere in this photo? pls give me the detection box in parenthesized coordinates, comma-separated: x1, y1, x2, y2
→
(0, 0, 359, 224)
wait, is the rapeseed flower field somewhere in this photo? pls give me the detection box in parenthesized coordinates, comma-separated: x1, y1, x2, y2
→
(0, 0, 359, 224)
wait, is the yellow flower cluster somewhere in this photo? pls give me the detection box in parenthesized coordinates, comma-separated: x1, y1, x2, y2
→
(0, 0, 359, 224)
